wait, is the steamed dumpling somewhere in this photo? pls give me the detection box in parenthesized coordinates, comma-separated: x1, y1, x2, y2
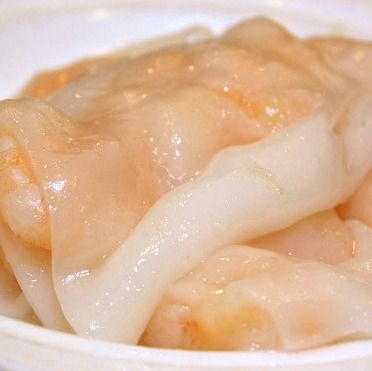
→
(141, 222, 372, 351)
(0, 18, 371, 351)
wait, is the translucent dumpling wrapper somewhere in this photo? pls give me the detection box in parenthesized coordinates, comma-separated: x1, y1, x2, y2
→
(0, 221, 70, 330)
(0, 253, 36, 324)
(0, 17, 371, 351)
(142, 221, 372, 351)
(251, 210, 355, 264)
(0, 93, 370, 344)
(338, 171, 372, 228)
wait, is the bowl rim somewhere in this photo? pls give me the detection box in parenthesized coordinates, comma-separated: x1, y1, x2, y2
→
(1, 315, 372, 368)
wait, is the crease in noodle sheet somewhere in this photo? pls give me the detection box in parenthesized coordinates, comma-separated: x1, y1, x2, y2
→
(0, 253, 35, 323)
(0, 222, 70, 331)
(338, 171, 372, 228)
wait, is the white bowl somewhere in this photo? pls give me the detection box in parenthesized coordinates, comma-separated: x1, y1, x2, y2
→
(1, 1, 372, 370)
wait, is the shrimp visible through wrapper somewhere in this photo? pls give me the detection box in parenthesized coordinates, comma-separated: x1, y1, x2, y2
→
(0, 135, 49, 250)
(251, 210, 355, 264)
(140, 246, 283, 350)
(338, 172, 372, 227)
(20, 26, 212, 99)
(142, 223, 372, 351)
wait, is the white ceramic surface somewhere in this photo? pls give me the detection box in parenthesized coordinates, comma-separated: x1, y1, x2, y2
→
(0, 1, 372, 370)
